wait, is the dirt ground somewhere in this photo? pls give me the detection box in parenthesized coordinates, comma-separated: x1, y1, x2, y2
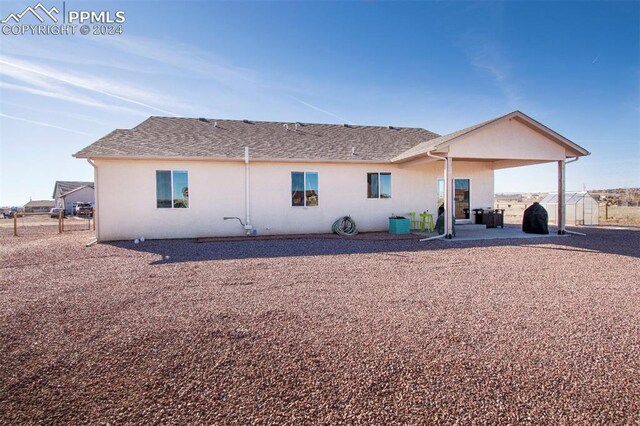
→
(1, 226, 639, 424)
(599, 205, 640, 226)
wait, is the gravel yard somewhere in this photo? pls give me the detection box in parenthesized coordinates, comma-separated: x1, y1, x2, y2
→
(1, 227, 639, 424)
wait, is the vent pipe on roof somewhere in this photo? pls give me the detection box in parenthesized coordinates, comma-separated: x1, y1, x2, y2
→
(295, 122, 300, 131)
(213, 121, 217, 128)
(351, 147, 357, 156)
(283, 123, 289, 131)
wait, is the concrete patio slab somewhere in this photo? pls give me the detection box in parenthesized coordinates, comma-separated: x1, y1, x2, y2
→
(414, 225, 570, 241)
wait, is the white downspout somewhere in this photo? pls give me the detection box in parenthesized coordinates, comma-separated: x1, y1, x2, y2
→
(420, 151, 449, 242)
(86, 158, 99, 243)
(244, 147, 253, 235)
(444, 156, 454, 239)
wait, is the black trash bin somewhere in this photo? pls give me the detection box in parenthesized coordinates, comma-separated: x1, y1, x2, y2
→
(473, 209, 484, 224)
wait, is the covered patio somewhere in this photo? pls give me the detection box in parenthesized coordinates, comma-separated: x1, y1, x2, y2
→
(393, 111, 591, 241)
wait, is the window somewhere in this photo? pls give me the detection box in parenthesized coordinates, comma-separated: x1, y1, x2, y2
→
(454, 179, 470, 220)
(437, 178, 444, 207)
(367, 172, 391, 198)
(156, 170, 189, 208)
(291, 171, 318, 207)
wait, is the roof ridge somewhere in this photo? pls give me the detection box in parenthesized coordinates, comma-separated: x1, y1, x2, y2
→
(144, 116, 432, 131)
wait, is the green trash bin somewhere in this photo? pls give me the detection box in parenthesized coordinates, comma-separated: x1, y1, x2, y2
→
(388, 217, 411, 235)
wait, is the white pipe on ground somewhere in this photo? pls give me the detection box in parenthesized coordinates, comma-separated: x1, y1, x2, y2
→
(419, 234, 447, 242)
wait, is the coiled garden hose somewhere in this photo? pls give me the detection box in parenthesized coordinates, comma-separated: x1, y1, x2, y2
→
(332, 216, 358, 236)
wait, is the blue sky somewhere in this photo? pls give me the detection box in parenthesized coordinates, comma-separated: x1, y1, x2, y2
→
(0, 0, 638, 206)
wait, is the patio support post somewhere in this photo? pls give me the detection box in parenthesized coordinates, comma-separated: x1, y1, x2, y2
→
(444, 156, 454, 239)
(557, 159, 566, 235)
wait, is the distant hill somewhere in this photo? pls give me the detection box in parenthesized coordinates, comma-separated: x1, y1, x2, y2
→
(589, 188, 640, 205)
(496, 188, 640, 206)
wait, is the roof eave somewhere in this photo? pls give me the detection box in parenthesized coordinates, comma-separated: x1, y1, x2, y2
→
(391, 149, 448, 163)
(74, 153, 394, 164)
(59, 185, 94, 197)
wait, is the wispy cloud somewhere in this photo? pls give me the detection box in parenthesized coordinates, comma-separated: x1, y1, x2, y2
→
(0, 55, 178, 116)
(0, 112, 92, 136)
(0, 81, 150, 117)
(458, 36, 522, 110)
(0, 34, 357, 129)
(2, 99, 127, 127)
(91, 35, 258, 86)
(290, 96, 353, 124)
(93, 36, 359, 121)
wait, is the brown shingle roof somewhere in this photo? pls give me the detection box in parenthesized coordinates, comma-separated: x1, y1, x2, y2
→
(74, 117, 440, 162)
(23, 200, 55, 209)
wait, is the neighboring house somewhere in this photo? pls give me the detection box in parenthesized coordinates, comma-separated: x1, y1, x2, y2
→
(23, 199, 55, 213)
(74, 111, 590, 241)
(52, 181, 95, 214)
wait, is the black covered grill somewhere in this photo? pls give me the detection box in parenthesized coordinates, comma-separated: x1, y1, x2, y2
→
(522, 202, 549, 234)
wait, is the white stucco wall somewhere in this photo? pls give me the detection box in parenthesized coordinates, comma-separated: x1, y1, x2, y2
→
(447, 160, 496, 211)
(58, 186, 95, 213)
(447, 119, 566, 161)
(94, 158, 494, 241)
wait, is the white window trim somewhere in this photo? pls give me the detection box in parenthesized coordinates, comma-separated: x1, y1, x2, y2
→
(156, 169, 189, 209)
(437, 178, 444, 207)
(367, 172, 392, 199)
(291, 171, 319, 207)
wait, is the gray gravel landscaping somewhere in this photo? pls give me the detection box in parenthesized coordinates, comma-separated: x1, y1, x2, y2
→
(1, 226, 639, 424)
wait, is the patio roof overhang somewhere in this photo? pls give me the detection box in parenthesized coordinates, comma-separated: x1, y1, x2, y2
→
(391, 110, 590, 165)
(399, 111, 591, 241)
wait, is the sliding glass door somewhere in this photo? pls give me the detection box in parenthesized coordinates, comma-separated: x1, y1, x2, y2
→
(437, 178, 471, 221)
(454, 179, 470, 220)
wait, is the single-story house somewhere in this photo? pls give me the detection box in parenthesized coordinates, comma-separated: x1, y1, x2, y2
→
(53, 181, 95, 214)
(74, 111, 590, 242)
(23, 199, 55, 213)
